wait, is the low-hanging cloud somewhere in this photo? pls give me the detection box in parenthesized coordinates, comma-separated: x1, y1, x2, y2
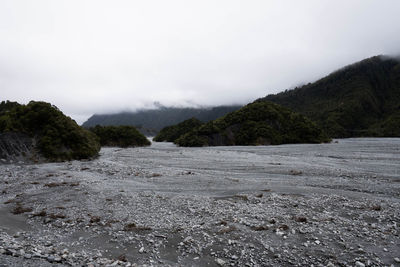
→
(1, 0, 400, 124)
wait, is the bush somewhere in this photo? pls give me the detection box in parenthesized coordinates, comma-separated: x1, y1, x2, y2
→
(0, 101, 100, 161)
(175, 101, 330, 147)
(89, 125, 150, 147)
(153, 118, 203, 142)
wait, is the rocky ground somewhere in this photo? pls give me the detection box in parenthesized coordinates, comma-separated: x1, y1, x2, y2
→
(0, 138, 399, 266)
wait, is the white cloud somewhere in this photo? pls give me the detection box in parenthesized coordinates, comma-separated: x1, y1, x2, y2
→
(1, 0, 400, 123)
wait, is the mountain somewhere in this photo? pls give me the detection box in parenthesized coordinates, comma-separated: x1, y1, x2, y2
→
(175, 101, 330, 147)
(0, 101, 100, 162)
(153, 117, 203, 142)
(89, 125, 150, 147)
(259, 55, 400, 137)
(82, 105, 242, 133)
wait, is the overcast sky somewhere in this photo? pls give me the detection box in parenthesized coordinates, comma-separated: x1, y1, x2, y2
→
(1, 0, 400, 124)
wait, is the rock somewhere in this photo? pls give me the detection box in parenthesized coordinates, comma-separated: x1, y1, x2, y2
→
(139, 247, 145, 253)
(24, 253, 32, 259)
(183, 236, 193, 243)
(394, 258, 400, 263)
(355, 261, 365, 267)
(216, 258, 226, 266)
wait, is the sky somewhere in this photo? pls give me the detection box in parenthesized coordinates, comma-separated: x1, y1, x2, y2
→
(1, 0, 400, 124)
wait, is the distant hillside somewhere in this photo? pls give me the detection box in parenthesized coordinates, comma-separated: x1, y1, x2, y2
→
(82, 105, 242, 133)
(259, 55, 400, 137)
(176, 101, 330, 147)
(0, 101, 100, 162)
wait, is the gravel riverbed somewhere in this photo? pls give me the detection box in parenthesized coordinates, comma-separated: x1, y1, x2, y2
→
(0, 138, 399, 266)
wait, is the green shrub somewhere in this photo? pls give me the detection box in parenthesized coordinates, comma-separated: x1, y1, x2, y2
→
(0, 101, 100, 161)
(153, 117, 203, 142)
(89, 125, 150, 147)
(176, 101, 330, 147)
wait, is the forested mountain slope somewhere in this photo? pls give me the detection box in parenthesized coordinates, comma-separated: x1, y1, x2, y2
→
(259, 56, 400, 137)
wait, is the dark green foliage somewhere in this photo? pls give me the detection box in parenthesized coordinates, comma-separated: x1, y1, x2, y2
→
(0, 101, 100, 161)
(89, 125, 150, 147)
(260, 55, 400, 137)
(175, 101, 330, 147)
(82, 105, 241, 132)
(153, 118, 203, 142)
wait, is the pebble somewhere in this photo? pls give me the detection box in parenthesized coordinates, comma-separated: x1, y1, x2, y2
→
(216, 258, 226, 266)
(1, 147, 400, 267)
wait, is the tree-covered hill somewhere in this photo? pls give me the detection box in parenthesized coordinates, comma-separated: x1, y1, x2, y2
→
(153, 118, 203, 142)
(89, 125, 150, 147)
(176, 101, 330, 147)
(82, 105, 241, 133)
(259, 55, 400, 137)
(0, 101, 100, 162)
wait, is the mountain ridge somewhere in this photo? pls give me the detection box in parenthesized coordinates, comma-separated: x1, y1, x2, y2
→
(82, 105, 242, 133)
(258, 55, 400, 137)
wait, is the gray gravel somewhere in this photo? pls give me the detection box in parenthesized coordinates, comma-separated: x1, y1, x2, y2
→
(0, 138, 399, 266)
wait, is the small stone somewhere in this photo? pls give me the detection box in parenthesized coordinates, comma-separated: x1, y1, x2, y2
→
(394, 258, 400, 263)
(326, 261, 335, 267)
(216, 258, 226, 266)
(24, 254, 32, 259)
(383, 248, 388, 252)
(315, 240, 321, 245)
(355, 261, 365, 267)
(0, 248, 6, 254)
(183, 236, 193, 243)
(139, 247, 145, 253)
(231, 255, 238, 260)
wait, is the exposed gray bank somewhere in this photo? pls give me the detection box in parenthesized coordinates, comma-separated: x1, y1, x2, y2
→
(0, 132, 39, 164)
(0, 138, 399, 266)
